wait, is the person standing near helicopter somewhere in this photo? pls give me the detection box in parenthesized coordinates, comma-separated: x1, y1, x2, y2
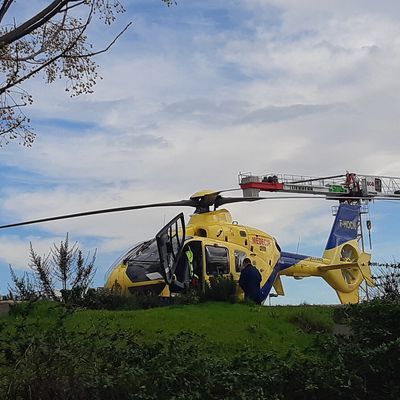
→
(239, 258, 262, 304)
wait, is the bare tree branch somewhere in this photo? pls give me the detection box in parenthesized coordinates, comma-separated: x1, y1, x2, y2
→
(60, 0, 86, 13)
(65, 21, 132, 59)
(0, 0, 13, 24)
(0, 4, 94, 95)
(0, 0, 71, 46)
(0, 0, 174, 145)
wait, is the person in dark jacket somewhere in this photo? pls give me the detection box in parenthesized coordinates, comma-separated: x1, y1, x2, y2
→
(239, 258, 262, 304)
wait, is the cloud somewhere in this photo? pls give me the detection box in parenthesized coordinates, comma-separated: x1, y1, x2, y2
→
(237, 103, 340, 124)
(0, 234, 68, 271)
(161, 98, 252, 125)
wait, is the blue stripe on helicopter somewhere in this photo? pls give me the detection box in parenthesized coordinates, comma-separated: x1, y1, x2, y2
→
(325, 203, 359, 250)
(259, 251, 308, 302)
(277, 252, 309, 270)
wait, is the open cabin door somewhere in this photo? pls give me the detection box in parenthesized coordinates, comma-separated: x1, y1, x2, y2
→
(156, 213, 186, 284)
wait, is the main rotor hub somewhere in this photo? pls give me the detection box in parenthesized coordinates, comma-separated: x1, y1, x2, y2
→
(190, 190, 221, 213)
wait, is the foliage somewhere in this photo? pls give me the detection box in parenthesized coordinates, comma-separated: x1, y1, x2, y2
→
(65, 286, 203, 311)
(342, 296, 400, 347)
(0, 0, 175, 146)
(332, 305, 349, 325)
(328, 295, 400, 399)
(0, 300, 399, 399)
(8, 266, 38, 301)
(74, 287, 166, 310)
(67, 273, 236, 311)
(369, 262, 400, 299)
(203, 274, 238, 303)
(9, 234, 96, 302)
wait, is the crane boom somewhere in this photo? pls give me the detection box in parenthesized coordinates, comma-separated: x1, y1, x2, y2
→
(239, 171, 400, 200)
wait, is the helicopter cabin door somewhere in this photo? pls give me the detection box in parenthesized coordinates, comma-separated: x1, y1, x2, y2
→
(156, 213, 185, 285)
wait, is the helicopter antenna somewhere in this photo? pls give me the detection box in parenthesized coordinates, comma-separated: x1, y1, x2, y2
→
(296, 236, 301, 254)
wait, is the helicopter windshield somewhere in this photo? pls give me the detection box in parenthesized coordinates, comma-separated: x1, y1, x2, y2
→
(126, 239, 160, 265)
(104, 241, 145, 280)
(125, 237, 184, 282)
(123, 239, 162, 281)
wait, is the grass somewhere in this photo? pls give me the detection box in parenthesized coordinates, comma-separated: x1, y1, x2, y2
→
(2, 301, 334, 356)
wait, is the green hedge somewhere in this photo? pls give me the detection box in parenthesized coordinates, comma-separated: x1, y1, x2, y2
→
(1, 297, 399, 399)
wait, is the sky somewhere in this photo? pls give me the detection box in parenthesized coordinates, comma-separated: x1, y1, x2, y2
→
(1, 0, 399, 304)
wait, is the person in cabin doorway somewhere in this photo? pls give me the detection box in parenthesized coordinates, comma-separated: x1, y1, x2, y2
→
(186, 246, 199, 287)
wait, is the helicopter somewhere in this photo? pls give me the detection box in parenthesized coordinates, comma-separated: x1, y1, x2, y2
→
(0, 186, 378, 304)
(102, 190, 374, 304)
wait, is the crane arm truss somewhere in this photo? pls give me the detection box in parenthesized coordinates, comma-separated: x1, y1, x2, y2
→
(239, 171, 400, 201)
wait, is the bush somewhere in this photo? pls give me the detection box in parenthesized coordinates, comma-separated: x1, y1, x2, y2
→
(9, 234, 96, 302)
(325, 296, 400, 399)
(8, 300, 62, 318)
(332, 305, 350, 325)
(74, 287, 166, 310)
(203, 274, 238, 303)
(344, 296, 400, 347)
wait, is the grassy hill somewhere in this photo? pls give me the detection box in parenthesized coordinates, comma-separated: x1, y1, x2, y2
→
(2, 301, 333, 355)
(1, 299, 398, 399)
(73, 302, 333, 354)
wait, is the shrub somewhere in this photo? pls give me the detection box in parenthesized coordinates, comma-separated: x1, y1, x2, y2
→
(9, 234, 96, 302)
(75, 287, 166, 310)
(203, 274, 238, 303)
(332, 305, 350, 325)
(345, 296, 400, 347)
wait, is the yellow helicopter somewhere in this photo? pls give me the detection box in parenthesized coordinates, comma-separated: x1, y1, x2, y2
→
(101, 189, 373, 304)
(0, 189, 374, 304)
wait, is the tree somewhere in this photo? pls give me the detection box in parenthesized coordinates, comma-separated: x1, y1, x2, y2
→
(0, 0, 174, 146)
(9, 233, 96, 301)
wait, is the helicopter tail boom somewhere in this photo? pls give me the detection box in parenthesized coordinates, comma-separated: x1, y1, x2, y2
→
(273, 204, 373, 304)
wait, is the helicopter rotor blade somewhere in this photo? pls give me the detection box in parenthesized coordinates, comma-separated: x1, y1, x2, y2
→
(2, 192, 398, 230)
(0, 199, 196, 230)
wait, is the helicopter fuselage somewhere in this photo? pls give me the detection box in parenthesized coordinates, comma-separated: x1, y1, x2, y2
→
(105, 209, 281, 297)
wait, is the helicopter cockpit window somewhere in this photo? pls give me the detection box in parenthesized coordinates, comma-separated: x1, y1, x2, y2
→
(125, 240, 160, 263)
(205, 246, 229, 275)
(105, 241, 145, 279)
(234, 250, 247, 272)
(124, 239, 162, 281)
